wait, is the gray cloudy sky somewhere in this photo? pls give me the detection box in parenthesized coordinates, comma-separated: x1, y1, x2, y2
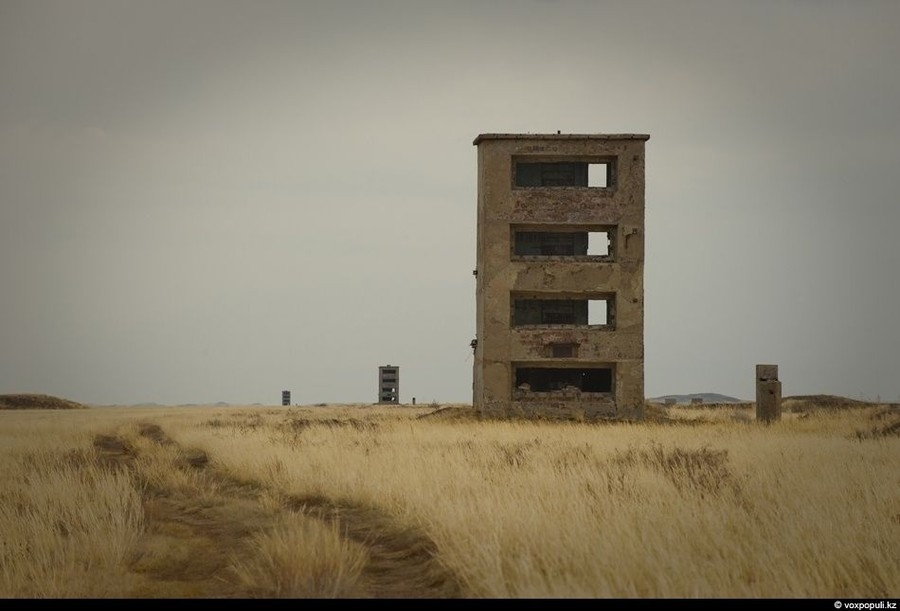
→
(2, 0, 899, 406)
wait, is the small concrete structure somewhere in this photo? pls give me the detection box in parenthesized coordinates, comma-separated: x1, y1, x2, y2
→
(472, 133, 649, 421)
(281, 390, 291, 406)
(664, 397, 677, 405)
(378, 365, 400, 404)
(755, 364, 782, 423)
(690, 397, 704, 405)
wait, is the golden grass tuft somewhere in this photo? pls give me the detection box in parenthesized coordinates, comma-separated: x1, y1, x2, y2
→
(230, 512, 368, 598)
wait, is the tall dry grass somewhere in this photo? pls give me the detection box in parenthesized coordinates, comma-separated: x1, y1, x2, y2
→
(1, 402, 897, 597)
(0, 407, 371, 598)
(230, 512, 369, 598)
(0, 411, 144, 597)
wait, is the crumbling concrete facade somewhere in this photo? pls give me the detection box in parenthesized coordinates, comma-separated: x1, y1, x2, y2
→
(472, 133, 649, 421)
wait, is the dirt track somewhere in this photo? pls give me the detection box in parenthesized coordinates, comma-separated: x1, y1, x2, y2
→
(93, 423, 464, 598)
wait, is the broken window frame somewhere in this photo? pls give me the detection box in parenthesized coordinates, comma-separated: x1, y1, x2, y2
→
(510, 224, 616, 261)
(512, 363, 615, 395)
(512, 156, 617, 190)
(510, 292, 616, 329)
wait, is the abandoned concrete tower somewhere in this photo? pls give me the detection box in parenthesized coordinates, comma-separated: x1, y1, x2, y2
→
(472, 133, 649, 420)
(378, 365, 399, 404)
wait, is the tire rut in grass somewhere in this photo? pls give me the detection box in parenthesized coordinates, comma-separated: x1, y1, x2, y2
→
(92, 423, 465, 598)
(287, 494, 464, 598)
(93, 425, 271, 597)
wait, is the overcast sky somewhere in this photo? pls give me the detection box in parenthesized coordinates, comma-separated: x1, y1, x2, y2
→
(2, 0, 899, 406)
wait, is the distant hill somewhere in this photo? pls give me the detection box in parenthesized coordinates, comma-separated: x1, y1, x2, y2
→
(0, 393, 89, 410)
(650, 393, 746, 405)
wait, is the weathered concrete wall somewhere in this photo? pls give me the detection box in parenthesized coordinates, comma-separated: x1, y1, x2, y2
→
(755, 364, 781, 422)
(473, 134, 648, 421)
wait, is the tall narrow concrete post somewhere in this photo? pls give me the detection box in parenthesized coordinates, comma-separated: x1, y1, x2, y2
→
(755, 364, 781, 423)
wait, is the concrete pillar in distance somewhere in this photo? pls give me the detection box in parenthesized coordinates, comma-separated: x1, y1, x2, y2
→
(755, 364, 781, 423)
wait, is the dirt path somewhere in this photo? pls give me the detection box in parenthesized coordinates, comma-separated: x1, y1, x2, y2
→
(286, 494, 463, 598)
(92, 423, 465, 598)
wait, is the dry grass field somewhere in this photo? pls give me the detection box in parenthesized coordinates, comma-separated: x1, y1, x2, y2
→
(0, 394, 897, 598)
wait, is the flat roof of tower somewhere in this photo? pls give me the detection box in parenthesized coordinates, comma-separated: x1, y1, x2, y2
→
(473, 133, 650, 145)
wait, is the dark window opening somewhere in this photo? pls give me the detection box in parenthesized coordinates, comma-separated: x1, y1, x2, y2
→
(515, 161, 613, 188)
(515, 367, 612, 392)
(513, 230, 612, 257)
(543, 242, 576, 256)
(514, 299, 583, 325)
(513, 297, 612, 327)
